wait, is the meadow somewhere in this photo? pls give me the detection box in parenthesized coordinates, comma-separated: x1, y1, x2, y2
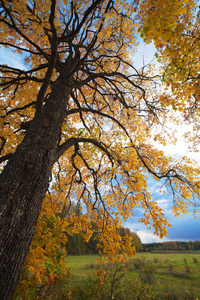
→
(63, 252, 200, 300)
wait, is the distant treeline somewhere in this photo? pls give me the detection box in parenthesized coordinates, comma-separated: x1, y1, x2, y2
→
(66, 226, 142, 255)
(62, 201, 142, 255)
(143, 240, 200, 252)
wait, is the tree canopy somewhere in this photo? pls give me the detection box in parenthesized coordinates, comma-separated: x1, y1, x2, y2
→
(138, 0, 200, 140)
(0, 0, 200, 298)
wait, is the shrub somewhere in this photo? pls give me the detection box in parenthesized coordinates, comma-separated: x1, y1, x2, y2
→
(164, 259, 169, 264)
(71, 263, 157, 300)
(172, 270, 191, 278)
(85, 262, 96, 269)
(132, 258, 145, 270)
(153, 257, 159, 263)
(183, 258, 187, 265)
(193, 257, 198, 264)
(139, 260, 157, 285)
(168, 264, 174, 272)
(13, 206, 70, 300)
(184, 265, 191, 274)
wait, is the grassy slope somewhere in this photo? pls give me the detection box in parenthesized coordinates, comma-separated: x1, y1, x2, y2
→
(65, 252, 200, 299)
(135, 252, 200, 297)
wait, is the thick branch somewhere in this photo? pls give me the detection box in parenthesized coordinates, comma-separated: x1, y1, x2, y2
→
(7, 102, 36, 115)
(66, 107, 130, 136)
(49, 0, 57, 39)
(0, 42, 40, 55)
(0, 153, 12, 164)
(74, 71, 146, 97)
(57, 137, 113, 163)
(35, 44, 58, 115)
(58, 0, 104, 42)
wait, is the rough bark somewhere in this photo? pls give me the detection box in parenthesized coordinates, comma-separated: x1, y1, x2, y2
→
(0, 75, 71, 299)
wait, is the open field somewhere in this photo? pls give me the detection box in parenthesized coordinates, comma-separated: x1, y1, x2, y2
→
(65, 252, 200, 299)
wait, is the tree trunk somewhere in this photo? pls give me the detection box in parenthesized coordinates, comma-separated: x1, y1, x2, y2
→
(0, 75, 71, 299)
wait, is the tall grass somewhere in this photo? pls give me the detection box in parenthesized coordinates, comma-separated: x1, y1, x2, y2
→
(16, 252, 200, 299)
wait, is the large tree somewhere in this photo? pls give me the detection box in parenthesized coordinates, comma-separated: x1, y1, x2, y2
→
(0, 0, 199, 298)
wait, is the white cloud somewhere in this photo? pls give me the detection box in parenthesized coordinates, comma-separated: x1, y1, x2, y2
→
(156, 198, 172, 212)
(125, 221, 169, 243)
(0, 46, 26, 70)
(153, 120, 200, 159)
(132, 40, 200, 166)
(137, 230, 169, 243)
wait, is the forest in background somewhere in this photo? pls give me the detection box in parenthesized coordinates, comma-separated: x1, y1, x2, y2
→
(66, 230, 200, 255)
(65, 203, 200, 255)
(66, 226, 143, 255)
(143, 240, 200, 252)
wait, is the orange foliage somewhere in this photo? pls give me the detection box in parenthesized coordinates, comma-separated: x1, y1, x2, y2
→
(0, 0, 200, 297)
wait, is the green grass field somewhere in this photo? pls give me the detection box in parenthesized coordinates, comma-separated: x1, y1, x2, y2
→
(65, 252, 200, 299)
(66, 254, 99, 269)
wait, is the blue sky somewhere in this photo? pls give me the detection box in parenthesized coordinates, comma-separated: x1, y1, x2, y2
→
(125, 177, 200, 243)
(124, 38, 200, 243)
(1, 38, 200, 244)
